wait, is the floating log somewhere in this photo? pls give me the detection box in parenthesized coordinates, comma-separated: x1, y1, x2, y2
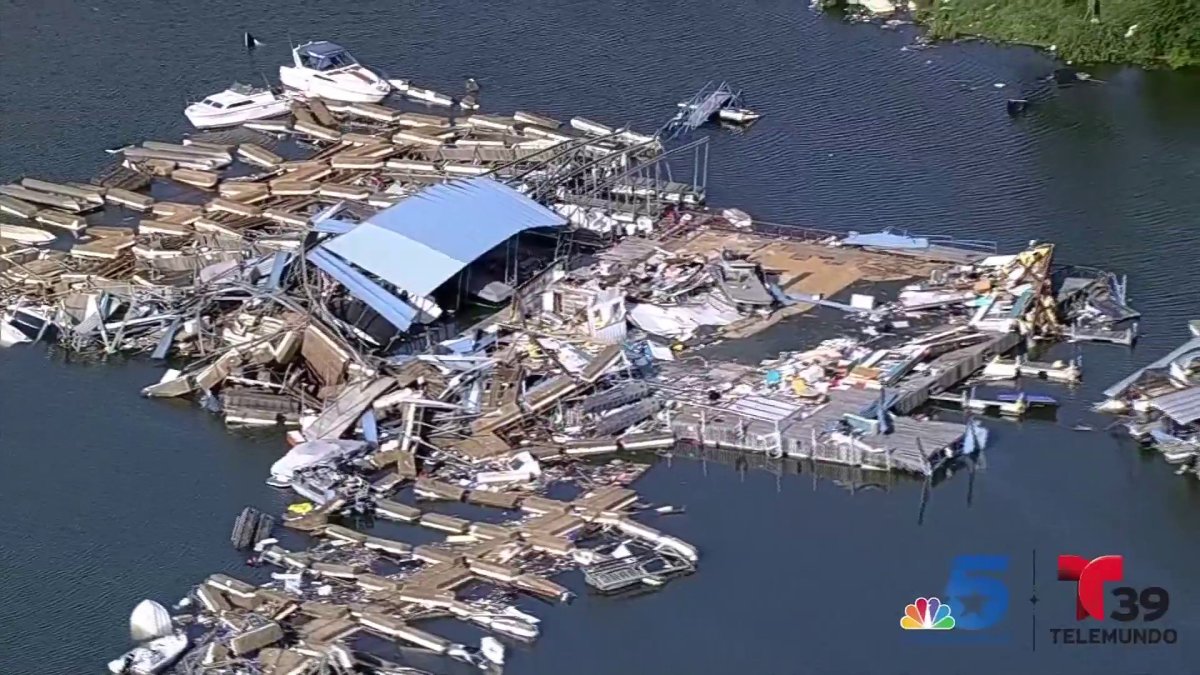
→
(244, 119, 291, 133)
(104, 188, 154, 211)
(347, 102, 400, 123)
(340, 132, 388, 146)
(35, 209, 87, 232)
(263, 209, 308, 227)
(330, 155, 385, 171)
(20, 178, 106, 205)
(394, 112, 451, 128)
(318, 183, 371, 201)
(237, 144, 284, 169)
(143, 140, 233, 166)
(294, 119, 341, 142)
(172, 168, 220, 189)
(392, 129, 445, 147)
(0, 185, 84, 212)
(308, 99, 337, 127)
(207, 197, 263, 218)
(513, 111, 561, 128)
(139, 219, 193, 236)
(269, 181, 320, 196)
(0, 195, 40, 219)
(219, 181, 271, 202)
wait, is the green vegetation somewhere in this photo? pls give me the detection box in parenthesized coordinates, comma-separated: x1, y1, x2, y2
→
(914, 0, 1200, 68)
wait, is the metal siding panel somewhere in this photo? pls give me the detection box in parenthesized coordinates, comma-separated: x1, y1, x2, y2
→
(320, 224, 464, 297)
(307, 248, 417, 330)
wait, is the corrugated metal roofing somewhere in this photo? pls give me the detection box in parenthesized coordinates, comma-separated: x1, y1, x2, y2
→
(308, 247, 417, 331)
(1103, 337, 1200, 398)
(320, 178, 565, 298)
(1147, 386, 1200, 426)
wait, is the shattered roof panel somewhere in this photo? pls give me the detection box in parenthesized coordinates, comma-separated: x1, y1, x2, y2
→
(1103, 337, 1200, 398)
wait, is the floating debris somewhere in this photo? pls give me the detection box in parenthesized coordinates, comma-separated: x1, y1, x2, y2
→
(0, 52, 1145, 673)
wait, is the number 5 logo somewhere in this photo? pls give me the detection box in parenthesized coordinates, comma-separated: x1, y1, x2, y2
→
(944, 555, 1010, 630)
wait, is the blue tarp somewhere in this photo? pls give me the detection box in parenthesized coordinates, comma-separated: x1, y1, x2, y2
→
(842, 230, 931, 250)
(320, 178, 566, 298)
(308, 247, 417, 331)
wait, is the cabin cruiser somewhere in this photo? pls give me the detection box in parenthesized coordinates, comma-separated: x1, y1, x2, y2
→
(183, 83, 291, 129)
(279, 41, 391, 103)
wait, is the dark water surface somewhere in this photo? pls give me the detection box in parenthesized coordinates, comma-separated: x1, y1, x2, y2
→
(2, 1, 1199, 673)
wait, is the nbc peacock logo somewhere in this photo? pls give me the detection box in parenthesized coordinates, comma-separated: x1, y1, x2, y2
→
(901, 597, 956, 630)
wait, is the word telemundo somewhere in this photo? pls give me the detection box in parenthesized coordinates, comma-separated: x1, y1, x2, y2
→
(1052, 554, 1178, 646)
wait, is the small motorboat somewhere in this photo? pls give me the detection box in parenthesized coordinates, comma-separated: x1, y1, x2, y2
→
(184, 83, 291, 129)
(279, 41, 391, 103)
(107, 633, 188, 675)
(717, 107, 762, 123)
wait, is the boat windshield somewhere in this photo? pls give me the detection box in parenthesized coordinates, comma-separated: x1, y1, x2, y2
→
(299, 48, 357, 71)
(201, 98, 224, 109)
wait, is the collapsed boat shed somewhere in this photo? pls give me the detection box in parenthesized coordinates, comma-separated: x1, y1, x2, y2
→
(310, 177, 566, 338)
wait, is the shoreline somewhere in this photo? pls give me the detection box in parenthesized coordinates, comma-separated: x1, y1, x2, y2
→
(836, 1, 1199, 69)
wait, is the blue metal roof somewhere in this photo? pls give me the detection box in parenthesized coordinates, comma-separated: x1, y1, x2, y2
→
(308, 247, 417, 331)
(320, 178, 566, 298)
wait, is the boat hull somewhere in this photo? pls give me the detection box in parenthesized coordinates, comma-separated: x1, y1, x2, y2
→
(185, 99, 292, 129)
(279, 66, 389, 103)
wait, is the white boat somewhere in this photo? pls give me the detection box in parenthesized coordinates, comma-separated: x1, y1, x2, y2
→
(0, 222, 55, 245)
(107, 633, 188, 675)
(184, 83, 291, 129)
(674, 101, 762, 124)
(279, 41, 390, 103)
(129, 599, 174, 642)
(717, 107, 762, 123)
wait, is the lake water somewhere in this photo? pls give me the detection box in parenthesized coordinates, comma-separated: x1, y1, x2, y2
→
(1, 1, 1198, 673)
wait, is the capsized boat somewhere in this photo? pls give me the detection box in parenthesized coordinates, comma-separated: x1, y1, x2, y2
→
(267, 438, 366, 487)
(184, 82, 291, 129)
(106, 633, 188, 675)
(129, 599, 173, 642)
(0, 319, 30, 347)
(279, 41, 391, 103)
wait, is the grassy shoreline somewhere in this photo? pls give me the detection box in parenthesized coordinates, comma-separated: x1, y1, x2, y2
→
(911, 0, 1199, 68)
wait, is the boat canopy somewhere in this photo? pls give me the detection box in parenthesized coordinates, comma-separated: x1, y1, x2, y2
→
(297, 41, 357, 71)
